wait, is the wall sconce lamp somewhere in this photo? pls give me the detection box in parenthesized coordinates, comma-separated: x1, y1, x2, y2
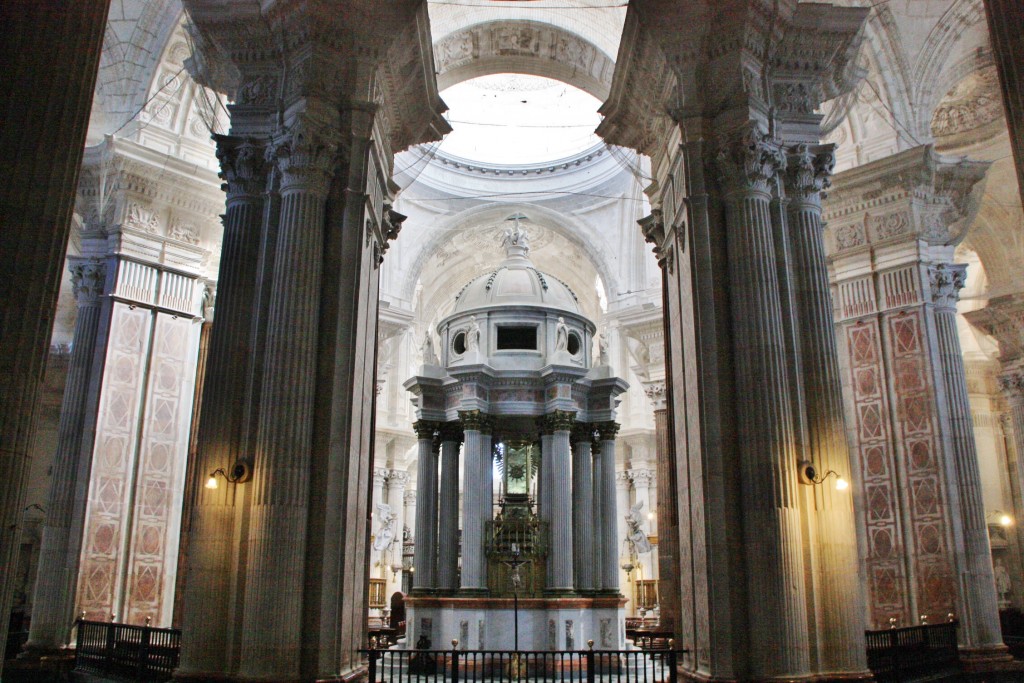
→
(989, 510, 1015, 527)
(206, 459, 252, 489)
(798, 461, 849, 491)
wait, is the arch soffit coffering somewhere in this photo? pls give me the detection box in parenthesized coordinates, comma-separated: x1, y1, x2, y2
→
(433, 20, 617, 102)
(401, 202, 621, 314)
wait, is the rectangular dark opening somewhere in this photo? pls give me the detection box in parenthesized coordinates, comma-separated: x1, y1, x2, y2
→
(496, 325, 537, 350)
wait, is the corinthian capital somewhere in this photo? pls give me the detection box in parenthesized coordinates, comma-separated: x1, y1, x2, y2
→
(69, 260, 106, 305)
(928, 263, 967, 311)
(215, 135, 266, 198)
(268, 117, 338, 194)
(999, 368, 1024, 402)
(786, 144, 835, 202)
(642, 380, 667, 411)
(715, 122, 786, 195)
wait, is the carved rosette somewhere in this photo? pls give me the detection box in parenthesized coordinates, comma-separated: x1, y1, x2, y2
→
(69, 261, 106, 306)
(544, 410, 577, 433)
(594, 421, 620, 442)
(928, 263, 967, 311)
(998, 369, 1024, 404)
(715, 122, 786, 196)
(215, 135, 266, 198)
(268, 119, 338, 195)
(642, 380, 667, 411)
(786, 144, 836, 204)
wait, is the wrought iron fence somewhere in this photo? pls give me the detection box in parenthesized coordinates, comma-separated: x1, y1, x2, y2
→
(75, 618, 181, 681)
(865, 620, 960, 682)
(363, 645, 681, 683)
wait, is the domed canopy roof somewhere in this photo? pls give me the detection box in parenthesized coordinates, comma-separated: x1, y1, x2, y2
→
(452, 215, 582, 315)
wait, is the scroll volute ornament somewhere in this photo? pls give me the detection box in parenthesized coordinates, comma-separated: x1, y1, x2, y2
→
(786, 143, 836, 201)
(268, 117, 339, 195)
(715, 122, 786, 195)
(215, 135, 266, 198)
(927, 263, 967, 311)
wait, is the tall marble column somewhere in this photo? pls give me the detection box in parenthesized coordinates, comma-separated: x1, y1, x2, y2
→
(437, 424, 462, 591)
(644, 380, 678, 631)
(545, 411, 576, 592)
(178, 136, 267, 676)
(0, 0, 111, 663)
(24, 261, 107, 654)
(460, 411, 491, 592)
(238, 119, 337, 679)
(930, 264, 1003, 650)
(784, 144, 868, 672)
(413, 421, 439, 591)
(572, 423, 595, 591)
(591, 435, 605, 591)
(596, 422, 621, 593)
(539, 424, 554, 527)
(717, 123, 809, 678)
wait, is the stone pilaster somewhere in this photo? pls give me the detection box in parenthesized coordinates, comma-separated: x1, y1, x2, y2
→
(596, 422, 621, 593)
(25, 261, 108, 654)
(0, 0, 111, 663)
(572, 423, 595, 591)
(412, 421, 440, 591)
(784, 144, 868, 673)
(437, 424, 463, 591)
(238, 118, 338, 679)
(929, 264, 1004, 651)
(178, 136, 267, 677)
(544, 410, 576, 592)
(459, 411, 491, 591)
(645, 380, 678, 632)
(717, 122, 810, 678)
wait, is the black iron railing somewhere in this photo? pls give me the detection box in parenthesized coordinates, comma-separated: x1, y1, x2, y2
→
(75, 619, 181, 681)
(363, 646, 681, 683)
(865, 620, 960, 682)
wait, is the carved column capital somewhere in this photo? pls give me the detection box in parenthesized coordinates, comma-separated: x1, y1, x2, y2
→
(543, 410, 577, 433)
(786, 143, 835, 203)
(928, 263, 968, 311)
(571, 422, 594, 444)
(215, 135, 267, 198)
(638, 210, 673, 273)
(715, 122, 786, 195)
(412, 420, 440, 440)
(458, 410, 493, 434)
(69, 260, 106, 306)
(642, 380, 667, 411)
(268, 118, 338, 195)
(388, 470, 410, 488)
(629, 469, 656, 487)
(372, 468, 389, 487)
(999, 368, 1024, 403)
(404, 490, 417, 505)
(439, 421, 464, 444)
(594, 421, 620, 441)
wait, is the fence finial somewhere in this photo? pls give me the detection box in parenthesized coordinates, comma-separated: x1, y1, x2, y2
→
(588, 639, 594, 650)
(452, 639, 459, 649)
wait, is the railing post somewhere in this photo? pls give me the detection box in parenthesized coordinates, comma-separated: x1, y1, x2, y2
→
(105, 621, 115, 669)
(451, 639, 460, 683)
(139, 622, 152, 679)
(368, 648, 379, 683)
(669, 639, 678, 683)
(587, 639, 595, 683)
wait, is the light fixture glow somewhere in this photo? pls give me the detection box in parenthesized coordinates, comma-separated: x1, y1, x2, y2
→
(1000, 514, 1013, 527)
(205, 474, 218, 490)
(835, 476, 849, 491)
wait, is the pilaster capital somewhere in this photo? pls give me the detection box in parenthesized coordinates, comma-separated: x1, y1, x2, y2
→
(641, 380, 667, 411)
(69, 260, 106, 305)
(928, 263, 967, 311)
(413, 420, 440, 441)
(268, 117, 338, 195)
(594, 421, 620, 442)
(786, 143, 835, 203)
(458, 410, 493, 434)
(214, 135, 267, 198)
(715, 122, 786, 196)
(998, 368, 1024, 402)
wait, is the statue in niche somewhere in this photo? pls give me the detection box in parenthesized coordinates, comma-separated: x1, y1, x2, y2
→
(995, 559, 1012, 605)
(422, 332, 439, 365)
(555, 316, 569, 352)
(625, 501, 652, 555)
(373, 503, 396, 552)
(598, 334, 609, 366)
(466, 316, 481, 352)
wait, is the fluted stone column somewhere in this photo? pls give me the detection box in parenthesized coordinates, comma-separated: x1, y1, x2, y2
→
(437, 425, 462, 591)
(24, 261, 107, 654)
(717, 123, 809, 678)
(177, 135, 268, 677)
(0, 0, 111, 664)
(1002, 369, 1024, 519)
(596, 422, 621, 593)
(539, 425, 554, 528)
(572, 423, 595, 591)
(237, 120, 337, 679)
(645, 380, 678, 631)
(592, 437, 605, 591)
(930, 264, 1004, 650)
(784, 144, 868, 672)
(459, 411, 491, 591)
(545, 411, 575, 592)
(413, 421, 439, 590)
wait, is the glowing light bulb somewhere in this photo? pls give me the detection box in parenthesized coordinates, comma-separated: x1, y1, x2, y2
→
(205, 474, 218, 490)
(1000, 514, 1013, 527)
(835, 476, 849, 491)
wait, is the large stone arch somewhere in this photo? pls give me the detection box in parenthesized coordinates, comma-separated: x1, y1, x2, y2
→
(434, 20, 616, 100)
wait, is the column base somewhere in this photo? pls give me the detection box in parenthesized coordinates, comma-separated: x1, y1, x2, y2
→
(960, 643, 1020, 672)
(2, 651, 75, 682)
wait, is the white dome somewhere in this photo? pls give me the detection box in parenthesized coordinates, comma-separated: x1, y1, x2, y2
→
(451, 217, 581, 314)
